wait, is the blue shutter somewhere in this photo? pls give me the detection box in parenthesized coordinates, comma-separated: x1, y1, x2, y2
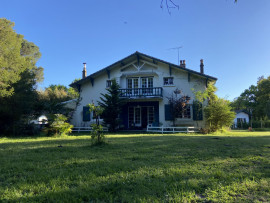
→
(83, 106, 90, 121)
(165, 104, 173, 121)
(193, 101, 203, 121)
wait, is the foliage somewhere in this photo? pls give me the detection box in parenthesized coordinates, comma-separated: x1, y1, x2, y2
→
(45, 114, 73, 136)
(167, 88, 191, 126)
(37, 84, 79, 116)
(90, 123, 105, 144)
(0, 132, 269, 202)
(98, 79, 124, 132)
(204, 98, 236, 132)
(0, 18, 44, 135)
(231, 75, 270, 122)
(194, 82, 235, 132)
(0, 18, 26, 97)
(256, 76, 270, 119)
(88, 103, 105, 144)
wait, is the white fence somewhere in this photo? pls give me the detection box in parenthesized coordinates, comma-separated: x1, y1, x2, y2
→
(72, 126, 108, 133)
(147, 126, 199, 133)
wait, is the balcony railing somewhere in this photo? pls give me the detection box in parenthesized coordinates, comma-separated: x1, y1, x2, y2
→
(119, 87, 163, 98)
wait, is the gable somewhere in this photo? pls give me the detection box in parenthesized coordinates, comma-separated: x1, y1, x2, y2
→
(70, 51, 217, 88)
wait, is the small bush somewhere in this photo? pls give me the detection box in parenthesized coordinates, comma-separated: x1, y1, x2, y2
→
(45, 114, 73, 136)
(91, 123, 105, 144)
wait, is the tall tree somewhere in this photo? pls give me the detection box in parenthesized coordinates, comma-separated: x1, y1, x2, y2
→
(0, 18, 44, 135)
(194, 82, 235, 132)
(0, 18, 27, 97)
(256, 76, 270, 119)
(98, 79, 124, 132)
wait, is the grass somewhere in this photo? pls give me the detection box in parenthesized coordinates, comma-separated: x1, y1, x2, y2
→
(0, 131, 269, 202)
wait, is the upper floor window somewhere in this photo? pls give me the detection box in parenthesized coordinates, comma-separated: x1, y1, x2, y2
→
(106, 80, 112, 88)
(163, 77, 174, 86)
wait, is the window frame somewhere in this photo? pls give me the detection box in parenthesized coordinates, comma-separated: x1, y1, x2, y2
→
(106, 80, 112, 88)
(176, 104, 192, 119)
(163, 77, 174, 86)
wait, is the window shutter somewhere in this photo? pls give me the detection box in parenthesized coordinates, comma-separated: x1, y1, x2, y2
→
(83, 106, 90, 121)
(193, 101, 203, 121)
(165, 104, 173, 121)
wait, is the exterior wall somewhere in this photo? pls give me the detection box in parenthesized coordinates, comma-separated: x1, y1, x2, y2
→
(71, 60, 208, 128)
(234, 112, 249, 128)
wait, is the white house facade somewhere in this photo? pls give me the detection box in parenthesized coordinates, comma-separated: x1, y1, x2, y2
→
(70, 52, 217, 130)
(233, 110, 250, 128)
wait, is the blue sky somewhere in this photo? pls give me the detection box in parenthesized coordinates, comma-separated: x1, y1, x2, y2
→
(1, 0, 269, 100)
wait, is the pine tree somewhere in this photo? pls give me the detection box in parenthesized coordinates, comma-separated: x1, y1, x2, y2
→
(98, 79, 124, 132)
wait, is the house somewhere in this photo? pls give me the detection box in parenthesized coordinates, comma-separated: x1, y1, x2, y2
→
(69, 51, 217, 129)
(233, 110, 250, 128)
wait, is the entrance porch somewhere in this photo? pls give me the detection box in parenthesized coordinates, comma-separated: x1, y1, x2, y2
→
(120, 101, 159, 130)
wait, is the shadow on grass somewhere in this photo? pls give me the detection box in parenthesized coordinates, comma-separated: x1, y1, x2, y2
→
(0, 135, 270, 202)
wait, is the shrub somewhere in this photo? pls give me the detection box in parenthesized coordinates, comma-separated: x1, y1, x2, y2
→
(204, 98, 235, 132)
(91, 123, 105, 144)
(45, 114, 73, 136)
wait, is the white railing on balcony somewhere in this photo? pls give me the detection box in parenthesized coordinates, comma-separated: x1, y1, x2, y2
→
(119, 87, 163, 98)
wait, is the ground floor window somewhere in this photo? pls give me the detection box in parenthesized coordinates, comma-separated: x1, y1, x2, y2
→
(177, 105, 191, 119)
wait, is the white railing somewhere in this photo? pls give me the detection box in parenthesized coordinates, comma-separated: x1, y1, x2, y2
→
(147, 126, 199, 133)
(72, 126, 108, 133)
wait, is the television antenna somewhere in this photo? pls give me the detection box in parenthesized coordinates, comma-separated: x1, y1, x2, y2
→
(167, 46, 183, 65)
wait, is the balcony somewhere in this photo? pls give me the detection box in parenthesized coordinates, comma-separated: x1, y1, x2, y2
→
(119, 87, 163, 99)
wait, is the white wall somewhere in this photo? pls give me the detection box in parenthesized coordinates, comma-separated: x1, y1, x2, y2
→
(234, 112, 249, 127)
(71, 59, 209, 128)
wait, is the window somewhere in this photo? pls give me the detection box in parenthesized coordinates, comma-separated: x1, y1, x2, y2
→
(163, 77, 174, 86)
(141, 77, 153, 94)
(177, 105, 191, 119)
(127, 78, 139, 95)
(237, 118, 246, 123)
(106, 80, 112, 88)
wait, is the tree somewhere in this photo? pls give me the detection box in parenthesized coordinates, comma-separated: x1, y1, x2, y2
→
(160, 0, 237, 14)
(204, 98, 235, 132)
(98, 79, 124, 132)
(88, 103, 105, 144)
(167, 88, 191, 126)
(256, 76, 270, 119)
(37, 85, 74, 116)
(0, 18, 44, 135)
(0, 18, 28, 97)
(194, 82, 235, 132)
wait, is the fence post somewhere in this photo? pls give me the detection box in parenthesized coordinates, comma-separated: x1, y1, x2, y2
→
(162, 126, 164, 134)
(187, 127, 189, 133)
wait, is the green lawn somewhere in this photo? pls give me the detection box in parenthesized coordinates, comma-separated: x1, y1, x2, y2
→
(0, 131, 270, 202)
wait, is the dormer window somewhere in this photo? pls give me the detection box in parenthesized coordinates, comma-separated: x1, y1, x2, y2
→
(106, 80, 112, 88)
(163, 77, 174, 86)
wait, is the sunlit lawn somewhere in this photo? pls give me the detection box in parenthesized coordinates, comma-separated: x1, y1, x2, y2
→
(0, 131, 270, 202)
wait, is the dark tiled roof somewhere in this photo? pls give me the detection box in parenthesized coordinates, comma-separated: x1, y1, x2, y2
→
(70, 51, 217, 88)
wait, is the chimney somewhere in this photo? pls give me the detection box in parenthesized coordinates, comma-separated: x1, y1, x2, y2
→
(180, 60, 186, 68)
(82, 63, 87, 79)
(200, 59, 204, 74)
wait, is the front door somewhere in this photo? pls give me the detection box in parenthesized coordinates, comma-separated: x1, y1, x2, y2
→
(142, 107, 148, 128)
(128, 106, 141, 128)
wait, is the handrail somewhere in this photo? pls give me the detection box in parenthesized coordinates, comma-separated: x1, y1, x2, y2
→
(119, 87, 163, 97)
